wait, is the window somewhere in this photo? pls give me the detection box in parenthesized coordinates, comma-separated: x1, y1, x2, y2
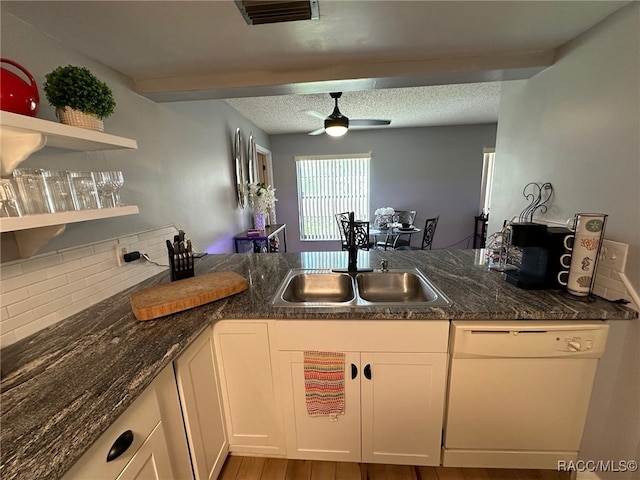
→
(295, 153, 371, 241)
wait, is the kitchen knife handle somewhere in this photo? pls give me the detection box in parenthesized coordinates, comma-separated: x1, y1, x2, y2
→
(364, 364, 371, 380)
(351, 363, 358, 379)
(106, 430, 134, 462)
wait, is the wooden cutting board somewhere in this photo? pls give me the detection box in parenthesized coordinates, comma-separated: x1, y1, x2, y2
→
(130, 271, 248, 321)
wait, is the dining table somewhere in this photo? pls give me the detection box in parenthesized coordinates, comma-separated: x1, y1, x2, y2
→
(370, 224, 422, 250)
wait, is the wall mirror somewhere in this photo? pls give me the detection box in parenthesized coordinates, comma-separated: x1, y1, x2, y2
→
(247, 132, 257, 185)
(234, 128, 246, 209)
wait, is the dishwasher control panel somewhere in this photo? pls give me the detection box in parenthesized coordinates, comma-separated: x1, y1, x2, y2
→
(450, 321, 609, 358)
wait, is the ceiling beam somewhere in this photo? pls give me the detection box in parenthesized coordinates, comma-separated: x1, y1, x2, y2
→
(136, 50, 555, 103)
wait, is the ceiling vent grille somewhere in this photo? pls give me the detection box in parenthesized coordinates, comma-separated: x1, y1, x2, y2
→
(235, 0, 319, 25)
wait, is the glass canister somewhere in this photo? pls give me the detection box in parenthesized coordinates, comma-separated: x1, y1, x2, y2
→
(42, 170, 75, 212)
(0, 179, 24, 217)
(12, 168, 51, 215)
(68, 171, 101, 210)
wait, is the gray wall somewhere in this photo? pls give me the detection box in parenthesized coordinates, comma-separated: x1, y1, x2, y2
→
(270, 124, 497, 253)
(1, 13, 268, 256)
(490, 4, 639, 475)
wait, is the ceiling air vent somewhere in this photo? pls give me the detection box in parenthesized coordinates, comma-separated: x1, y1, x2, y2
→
(235, 0, 319, 25)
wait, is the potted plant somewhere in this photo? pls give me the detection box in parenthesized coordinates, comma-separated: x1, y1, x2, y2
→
(43, 65, 116, 132)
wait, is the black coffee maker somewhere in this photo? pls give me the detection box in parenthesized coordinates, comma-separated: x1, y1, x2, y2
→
(505, 223, 572, 289)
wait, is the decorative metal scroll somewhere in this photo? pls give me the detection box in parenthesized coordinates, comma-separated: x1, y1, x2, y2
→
(518, 182, 553, 222)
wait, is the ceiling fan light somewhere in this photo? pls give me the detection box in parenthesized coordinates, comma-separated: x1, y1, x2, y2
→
(324, 116, 349, 137)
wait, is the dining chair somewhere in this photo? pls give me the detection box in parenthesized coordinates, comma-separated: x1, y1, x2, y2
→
(396, 216, 439, 250)
(340, 218, 373, 250)
(335, 212, 350, 250)
(392, 210, 417, 248)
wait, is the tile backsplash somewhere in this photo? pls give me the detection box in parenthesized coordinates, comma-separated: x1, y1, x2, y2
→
(0, 226, 177, 348)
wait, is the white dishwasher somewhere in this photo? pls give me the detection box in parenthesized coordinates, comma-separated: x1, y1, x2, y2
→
(443, 320, 609, 469)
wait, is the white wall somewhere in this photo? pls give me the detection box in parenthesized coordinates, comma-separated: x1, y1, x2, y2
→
(270, 124, 497, 252)
(1, 12, 268, 256)
(490, 5, 639, 476)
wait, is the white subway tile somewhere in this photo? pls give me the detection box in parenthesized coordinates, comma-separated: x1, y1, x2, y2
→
(51, 278, 87, 298)
(20, 253, 63, 274)
(28, 275, 68, 296)
(1, 287, 29, 306)
(62, 246, 95, 263)
(596, 275, 625, 292)
(34, 295, 73, 319)
(1, 269, 48, 293)
(0, 330, 18, 348)
(93, 240, 118, 254)
(7, 291, 54, 317)
(0, 226, 176, 344)
(0, 263, 23, 279)
(1, 310, 35, 333)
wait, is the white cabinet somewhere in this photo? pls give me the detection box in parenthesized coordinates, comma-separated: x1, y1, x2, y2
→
(174, 327, 228, 480)
(213, 321, 285, 455)
(0, 111, 139, 258)
(275, 320, 449, 466)
(62, 365, 186, 480)
(360, 352, 447, 465)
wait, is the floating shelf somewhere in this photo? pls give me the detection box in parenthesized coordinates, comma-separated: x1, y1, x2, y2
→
(0, 111, 137, 176)
(0, 112, 140, 258)
(1, 206, 140, 258)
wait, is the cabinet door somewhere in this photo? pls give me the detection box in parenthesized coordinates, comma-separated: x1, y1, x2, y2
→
(213, 321, 284, 455)
(361, 352, 447, 466)
(116, 422, 173, 480)
(279, 351, 361, 462)
(175, 327, 228, 480)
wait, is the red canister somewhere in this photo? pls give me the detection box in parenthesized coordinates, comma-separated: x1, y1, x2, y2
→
(1, 58, 39, 116)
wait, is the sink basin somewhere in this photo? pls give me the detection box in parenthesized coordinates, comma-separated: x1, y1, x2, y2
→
(280, 272, 355, 304)
(356, 271, 437, 303)
(272, 268, 451, 308)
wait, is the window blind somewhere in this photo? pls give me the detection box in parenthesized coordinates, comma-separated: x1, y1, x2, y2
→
(295, 154, 371, 241)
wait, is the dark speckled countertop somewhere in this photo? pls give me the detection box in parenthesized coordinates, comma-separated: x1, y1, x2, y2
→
(1, 249, 637, 479)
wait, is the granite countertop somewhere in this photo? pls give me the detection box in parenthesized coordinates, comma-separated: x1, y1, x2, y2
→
(1, 249, 637, 480)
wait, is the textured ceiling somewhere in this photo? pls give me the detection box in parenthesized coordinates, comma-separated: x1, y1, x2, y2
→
(224, 83, 502, 135)
(2, 1, 630, 135)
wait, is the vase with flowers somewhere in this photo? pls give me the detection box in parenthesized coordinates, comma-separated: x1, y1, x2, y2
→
(248, 182, 277, 230)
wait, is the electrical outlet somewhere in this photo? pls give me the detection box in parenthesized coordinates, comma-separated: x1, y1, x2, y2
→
(115, 246, 127, 267)
(599, 239, 629, 273)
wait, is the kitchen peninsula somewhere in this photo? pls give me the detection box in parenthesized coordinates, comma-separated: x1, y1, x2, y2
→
(1, 249, 637, 479)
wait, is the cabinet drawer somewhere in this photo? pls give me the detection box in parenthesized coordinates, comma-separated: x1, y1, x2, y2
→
(62, 384, 162, 480)
(274, 320, 449, 352)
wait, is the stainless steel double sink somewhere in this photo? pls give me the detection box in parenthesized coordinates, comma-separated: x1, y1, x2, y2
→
(271, 268, 451, 308)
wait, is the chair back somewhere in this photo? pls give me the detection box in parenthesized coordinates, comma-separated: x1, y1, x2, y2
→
(394, 210, 417, 226)
(421, 216, 439, 249)
(335, 212, 350, 248)
(340, 218, 371, 250)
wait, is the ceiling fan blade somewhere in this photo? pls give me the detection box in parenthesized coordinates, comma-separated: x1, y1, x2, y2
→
(350, 119, 391, 126)
(304, 110, 327, 121)
(308, 127, 326, 136)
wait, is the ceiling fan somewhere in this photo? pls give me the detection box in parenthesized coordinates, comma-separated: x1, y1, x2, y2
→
(306, 92, 391, 137)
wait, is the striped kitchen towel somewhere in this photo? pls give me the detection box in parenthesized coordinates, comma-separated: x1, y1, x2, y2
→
(303, 350, 345, 416)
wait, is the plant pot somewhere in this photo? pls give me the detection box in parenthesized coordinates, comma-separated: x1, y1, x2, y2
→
(56, 106, 104, 132)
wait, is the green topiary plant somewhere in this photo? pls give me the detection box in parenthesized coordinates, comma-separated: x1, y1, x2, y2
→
(43, 65, 116, 119)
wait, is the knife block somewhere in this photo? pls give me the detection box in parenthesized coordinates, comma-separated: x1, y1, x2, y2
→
(167, 241, 195, 281)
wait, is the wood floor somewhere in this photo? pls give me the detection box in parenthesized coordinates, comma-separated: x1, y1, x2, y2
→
(219, 456, 572, 480)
